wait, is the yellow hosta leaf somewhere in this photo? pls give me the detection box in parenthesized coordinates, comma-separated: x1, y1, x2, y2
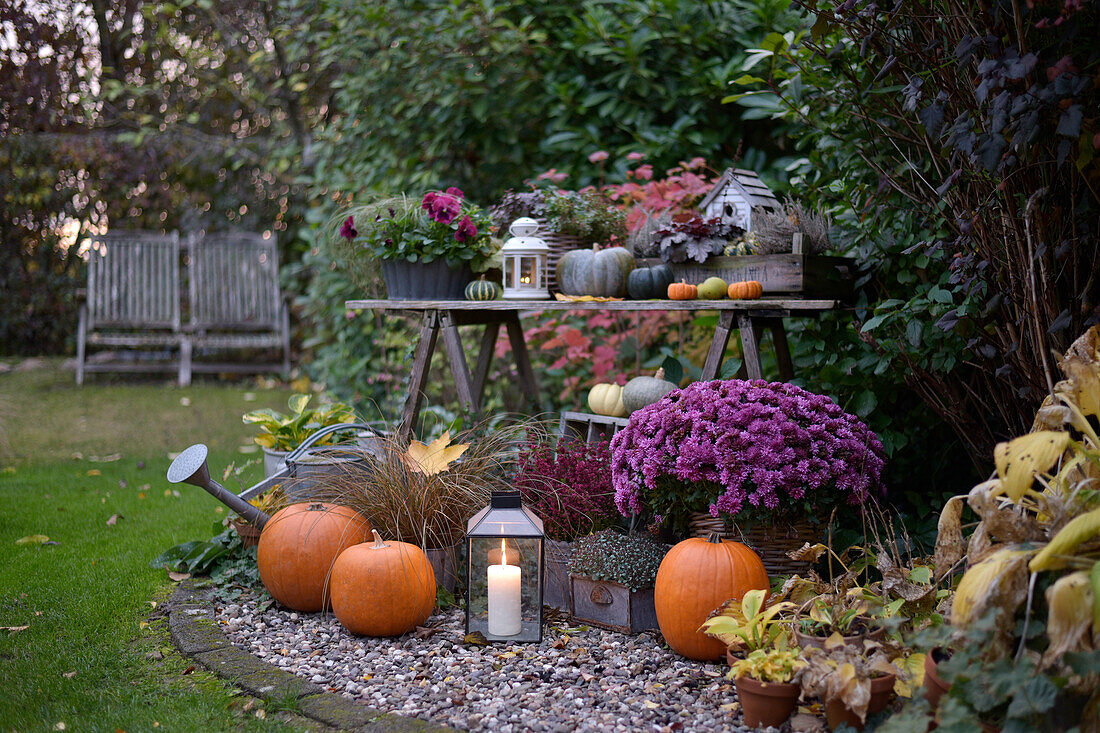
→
(994, 431, 1071, 503)
(1062, 358, 1100, 417)
(1030, 507, 1100, 572)
(406, 431, 469, 475)
(953, 548, 1034, 626)
(1042, 571, 1093, 667)
(892, 653, 926, 698)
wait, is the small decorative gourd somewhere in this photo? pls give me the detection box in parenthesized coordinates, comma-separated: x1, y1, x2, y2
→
(587, 382, 627, 418)
(257, 503, 373, 612)
(329, 530, 436, 637)
(727, 280, 764, 300)
(464, 278, 501, 301)
(626, 264, 674, 300)
(667, 280, 698, 300)
(622, 368, 679, 413)
(556, 245, 636, 298)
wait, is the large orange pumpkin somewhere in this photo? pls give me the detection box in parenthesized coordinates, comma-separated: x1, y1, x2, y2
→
(330, 530, 436, 636)
(257, 502, 372, 612)
(654, 533, 769, 660)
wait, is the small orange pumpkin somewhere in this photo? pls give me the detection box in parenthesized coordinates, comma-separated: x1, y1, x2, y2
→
(257, 502, 372, 612)
(667, 280, 698, 300)
(654, 533, 769, 661)
(330, 530, 436, 636)
(727, 280, 764, 299)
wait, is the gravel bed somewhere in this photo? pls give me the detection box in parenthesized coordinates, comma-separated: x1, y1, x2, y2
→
(215, 590, 784, 732)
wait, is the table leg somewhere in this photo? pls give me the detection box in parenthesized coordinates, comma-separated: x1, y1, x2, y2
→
(399, 312, 440, 442)
(504, 313, 542, 411)
(737, 314, 764, 380)
(472, 322, 501, 407)
(764, 318, 793, 381)
(702, 310, 736, 379)
(440, 311, 479, 416)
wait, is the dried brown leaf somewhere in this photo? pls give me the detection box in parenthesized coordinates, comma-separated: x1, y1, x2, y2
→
(1, 625, 29, 633)
(788, 543, 828, 563)
(167, 571, 190, 582)
(934, 496, 966, 578)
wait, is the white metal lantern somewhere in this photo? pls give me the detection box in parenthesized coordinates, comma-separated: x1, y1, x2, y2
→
(500, 217, 550, 300)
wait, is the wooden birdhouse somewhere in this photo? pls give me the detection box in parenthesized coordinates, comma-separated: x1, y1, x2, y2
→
(699, 168, 781, 231)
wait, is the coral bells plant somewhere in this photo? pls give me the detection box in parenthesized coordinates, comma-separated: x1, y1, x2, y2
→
(512, 440, 619, 542)
(610, 379, 886, 535)
(336, 192, 498, 271)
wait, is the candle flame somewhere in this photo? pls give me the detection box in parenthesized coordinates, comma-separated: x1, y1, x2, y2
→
(500, 538, 507, 566)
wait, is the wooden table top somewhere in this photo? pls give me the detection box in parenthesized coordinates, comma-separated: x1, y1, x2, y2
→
(345, 297, 839, 312)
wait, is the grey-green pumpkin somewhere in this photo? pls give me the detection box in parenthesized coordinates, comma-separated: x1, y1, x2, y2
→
(464, 279, 501, 301)
(622, 368, 679, 413)
(556, 245, 636, 297)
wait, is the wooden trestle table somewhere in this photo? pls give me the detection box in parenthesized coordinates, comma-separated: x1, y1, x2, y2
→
(345, 298, 839, 441)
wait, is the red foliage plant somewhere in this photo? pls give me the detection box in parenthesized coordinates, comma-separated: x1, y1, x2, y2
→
(512, 439, 619, 542)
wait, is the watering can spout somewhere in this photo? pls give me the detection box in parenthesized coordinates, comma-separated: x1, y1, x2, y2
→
(167, 444, 270, 529)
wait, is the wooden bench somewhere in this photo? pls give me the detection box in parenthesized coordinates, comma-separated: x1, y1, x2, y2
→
(76, 230, 290, 386)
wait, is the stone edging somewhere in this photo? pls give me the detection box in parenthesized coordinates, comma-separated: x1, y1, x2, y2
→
(167, 579, 453, 732)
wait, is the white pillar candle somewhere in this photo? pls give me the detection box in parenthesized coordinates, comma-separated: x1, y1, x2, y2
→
(487, 539, 522, 636)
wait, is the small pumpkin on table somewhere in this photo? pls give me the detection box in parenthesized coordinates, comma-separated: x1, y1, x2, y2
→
(626, 263, 674, 300)
(621, 368, 678, 413)
(464, 277, 501, 301)
(728, 280, 764, 300)
(556, 244, 635, 298)
(667, 280, 697, 300)
(588, 381, 627, 418)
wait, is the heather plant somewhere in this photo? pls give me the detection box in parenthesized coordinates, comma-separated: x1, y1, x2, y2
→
(611, 379, 886, 536)
(512, 440, 618, 542)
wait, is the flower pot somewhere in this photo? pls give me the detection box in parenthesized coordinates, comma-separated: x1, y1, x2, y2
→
(923, 647, 951, 713)
(262, 447, 289, 478)
(381, 259, 472, 300)
(569, 575, 658, 634)
(824, 673, 896, 731)
(543, 539, 573, 612)
(735, 675, 801, 729)
(425, 545, 459, 594)
(794, 624, 886, 652)
(232, 519, 262, 548)
(283, 446, 365, 501)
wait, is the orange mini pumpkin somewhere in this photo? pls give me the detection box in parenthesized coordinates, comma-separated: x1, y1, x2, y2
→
(330, 530, 436, 636)
(257, 502, 372, 612)
(654, 533, 769, 661)
(667, 280, 698, 300)
(727, 280, 764, 300)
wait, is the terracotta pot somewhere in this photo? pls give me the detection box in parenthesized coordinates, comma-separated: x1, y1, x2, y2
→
(735, 675, 801, 729)
(923, 647, 951, 712)
(232, 519, 261, 548)
(795, 624, 885, 651)
(824, 673, 896, 731)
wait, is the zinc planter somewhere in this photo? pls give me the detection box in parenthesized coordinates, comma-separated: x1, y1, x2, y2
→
(569, 575, 658, 634)
(381, 259, 471, 300)
(735, 676, 800, 729)
(262, 447, 289, 478)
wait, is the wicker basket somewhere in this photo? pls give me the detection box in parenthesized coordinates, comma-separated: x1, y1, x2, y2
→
(689, 513, 817, 577)
(536, 218, 587, 294)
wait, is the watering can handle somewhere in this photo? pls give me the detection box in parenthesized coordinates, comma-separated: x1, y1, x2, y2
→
(285, 422, 381, 462)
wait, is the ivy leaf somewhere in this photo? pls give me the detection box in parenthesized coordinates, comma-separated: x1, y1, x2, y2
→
(1006, 676, 1057, 718)
(1056, 105, 1082, 138)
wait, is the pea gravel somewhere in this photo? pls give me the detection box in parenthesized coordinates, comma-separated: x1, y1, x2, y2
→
(213, 590, 788, 732)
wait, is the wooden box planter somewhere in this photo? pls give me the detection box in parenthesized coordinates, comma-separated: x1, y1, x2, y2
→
(637, 255, 856, 301)
(543, 540, 573, 611)
(569, 575, 659, 634)
(557, 411, 629, 446)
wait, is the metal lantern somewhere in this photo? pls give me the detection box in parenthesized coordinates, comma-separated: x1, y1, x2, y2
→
(465, 490, 544, 643)
(500, 217, 550, 300)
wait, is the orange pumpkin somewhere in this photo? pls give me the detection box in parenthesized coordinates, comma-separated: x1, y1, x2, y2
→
(727, 280, 764, 299)
(257, 502, 372, 612)
(654, 533, 769, 660)
(330, 530, 436, 636)
(667, 280, 698, 300)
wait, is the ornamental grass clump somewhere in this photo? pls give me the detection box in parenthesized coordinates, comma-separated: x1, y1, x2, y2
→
(610, 379, 885, 534)
(511, 439, 618, 542)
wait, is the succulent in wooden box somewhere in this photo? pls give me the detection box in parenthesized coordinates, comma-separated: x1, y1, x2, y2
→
(568, 529, 668, 591)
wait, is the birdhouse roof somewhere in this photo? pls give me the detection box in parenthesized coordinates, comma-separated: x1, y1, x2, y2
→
(699, 168, 781, 212)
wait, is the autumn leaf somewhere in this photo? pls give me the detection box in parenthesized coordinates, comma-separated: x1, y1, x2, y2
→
(463, 631, 489, 646)
(994, 430, 1070, 502)
(15, 535, 50, 545)
(167, 571, 191, 582)
(106, 514, 122, 526)
(406, 431, 469, 475)
(1, 625, 29, 633)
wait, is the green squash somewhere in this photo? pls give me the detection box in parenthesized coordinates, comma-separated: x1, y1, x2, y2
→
(556, 245, 636, 297)
(626, 264, 675, 300)
(464, 279, 501, 301)
(622, 368, 679, 413)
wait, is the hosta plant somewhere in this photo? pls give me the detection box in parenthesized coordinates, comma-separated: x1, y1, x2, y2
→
(700, 588, 796, 654)
(242, 394, 359, 452)
(729, 645, 806, 684)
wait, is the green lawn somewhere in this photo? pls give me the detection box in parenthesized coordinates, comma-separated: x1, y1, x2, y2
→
(0, 360, 324, 732)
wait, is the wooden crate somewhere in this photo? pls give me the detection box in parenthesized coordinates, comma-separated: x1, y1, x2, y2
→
(569, 576, 658, 634)
(558, 410, 629, 445)
(637, 254, 856, 301)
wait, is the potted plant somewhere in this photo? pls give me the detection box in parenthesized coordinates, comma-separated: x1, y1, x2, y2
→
(242, 394, 359, 477)
(610, 379, 886, 571)
(700, 588, 802, 727)
(798, 640, 901, 731)
(567, 529, 668, 633)
(335, 191, 499, 300)
(230, 486, 288, 547)
(511, 439, 619, 611)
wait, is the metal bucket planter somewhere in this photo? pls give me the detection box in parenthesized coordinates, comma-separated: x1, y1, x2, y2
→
(381, 259, 471, 300)
(283, 446, 364, 501)
(569, 575, 658, 634)
(262, 447, 289, 478)
(543, 540, 573, 611)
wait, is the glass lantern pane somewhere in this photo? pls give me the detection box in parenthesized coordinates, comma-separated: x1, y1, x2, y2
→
(504, 258, 515, 287)
(520, 257, 535, 286)
(467, 536, 542, 642)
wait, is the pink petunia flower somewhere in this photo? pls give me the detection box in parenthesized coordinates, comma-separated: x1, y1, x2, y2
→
(588, 150, 610, 163)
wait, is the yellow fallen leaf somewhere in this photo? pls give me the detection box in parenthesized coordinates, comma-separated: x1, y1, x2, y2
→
(643, 700, 660, 710)
(16, 535, 50, 545)
(167, 571, 190, 582)
(406, 431, 469, 475)
(139, 621, 149, 629)
(87, 469, 101, 476)
(1, 467, 15, 474)
(720, 702, 739, 712)
(1, 625, 29, 633)
(138, 493, 146, 500)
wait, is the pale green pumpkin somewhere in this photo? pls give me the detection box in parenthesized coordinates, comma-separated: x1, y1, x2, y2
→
(556, 245, 635, 297)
